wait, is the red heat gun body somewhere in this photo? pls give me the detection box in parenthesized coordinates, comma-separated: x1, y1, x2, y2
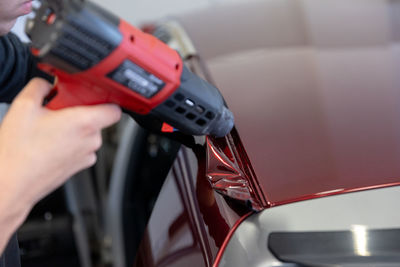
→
(25, 0, 234, 137)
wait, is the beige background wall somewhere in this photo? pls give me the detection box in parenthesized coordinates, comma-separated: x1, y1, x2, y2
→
(12, 0, 252, 40)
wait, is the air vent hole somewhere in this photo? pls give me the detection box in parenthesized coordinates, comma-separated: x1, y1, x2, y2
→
(186, 113, 196, 120)
(205, 111, 215, 119)
(196, 105, 205, 114)
(165, 100, 175, 108)
(196, 119, 206, 126)
(175, 107, 186, 114)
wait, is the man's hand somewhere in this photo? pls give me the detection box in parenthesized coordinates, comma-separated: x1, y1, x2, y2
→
(0, 78, 121, 251)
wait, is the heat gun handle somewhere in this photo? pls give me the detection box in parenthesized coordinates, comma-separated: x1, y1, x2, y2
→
(45, 83, 81, 110)
(44, 77, 108, 110)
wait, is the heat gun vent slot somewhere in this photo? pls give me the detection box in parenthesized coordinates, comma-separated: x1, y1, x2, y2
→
(205, 111, 215, 120)
(185, 113, 196, 120)
(164, 100, 176, 108)
(53, 22, 117, 70)
(68, 22, 113, 54)
(196, 119, 207, 126)
(51, 45, 91, 70)
(195, 105, 205, 114)
(175, 107, 186, 114)
(57, 34, 102, 63)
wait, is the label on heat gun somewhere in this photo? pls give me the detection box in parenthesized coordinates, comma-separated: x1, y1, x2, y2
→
(107, 60, 165, 98)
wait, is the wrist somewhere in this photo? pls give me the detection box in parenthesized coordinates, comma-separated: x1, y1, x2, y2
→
(0, 165, 32, 241)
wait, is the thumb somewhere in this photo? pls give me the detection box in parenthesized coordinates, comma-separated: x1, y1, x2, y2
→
(16, 78, 53, 104)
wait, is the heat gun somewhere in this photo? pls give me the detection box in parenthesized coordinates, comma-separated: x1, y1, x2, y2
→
(25, 0, 234, 137)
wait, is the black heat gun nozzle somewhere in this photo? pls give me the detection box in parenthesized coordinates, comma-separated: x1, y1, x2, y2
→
(152, 65, 234, 137)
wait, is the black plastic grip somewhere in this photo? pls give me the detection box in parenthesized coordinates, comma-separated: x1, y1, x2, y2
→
(152, 65, 234, 137)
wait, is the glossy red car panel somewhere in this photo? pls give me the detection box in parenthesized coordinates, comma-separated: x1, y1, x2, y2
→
(214, 48, 400, 205)
(176, 0, 400, 206)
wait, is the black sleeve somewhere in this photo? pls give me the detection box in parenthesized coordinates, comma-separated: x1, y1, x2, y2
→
(0, 234, 21, 267)
(0, 33, 52, 103)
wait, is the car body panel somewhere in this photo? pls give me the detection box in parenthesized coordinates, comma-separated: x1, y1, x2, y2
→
(176, 0, 400, 205)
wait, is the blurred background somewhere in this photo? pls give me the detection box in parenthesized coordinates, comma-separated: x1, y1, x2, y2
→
(12, 0, 244, 39)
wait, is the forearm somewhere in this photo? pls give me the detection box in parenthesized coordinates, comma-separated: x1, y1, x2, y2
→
(0, 168, 31, 254)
